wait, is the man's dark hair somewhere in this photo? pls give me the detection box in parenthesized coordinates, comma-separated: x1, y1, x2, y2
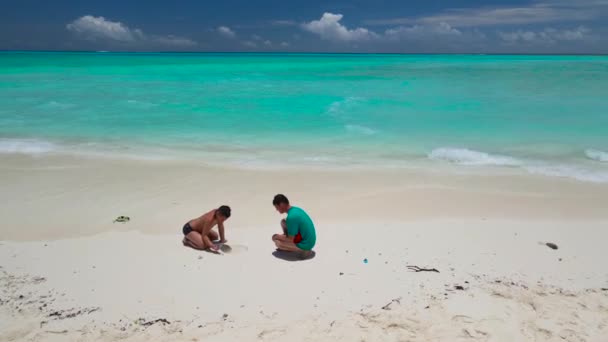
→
(272, 194, 289, 206)
(216, 205, 231, 218)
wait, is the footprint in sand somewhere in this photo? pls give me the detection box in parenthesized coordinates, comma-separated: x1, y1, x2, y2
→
(258, 328, 286, 339)
(534, 327, 553, 339)
(462, 328, 490, 340)
(220, 244, 248, 255)
(452, 315, 474, 324)
(559, 329, 586, 342)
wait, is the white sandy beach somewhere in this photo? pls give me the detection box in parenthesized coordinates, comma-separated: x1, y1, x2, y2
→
(1, 154, 608, 341)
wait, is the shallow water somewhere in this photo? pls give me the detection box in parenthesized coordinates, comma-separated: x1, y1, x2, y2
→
(1, 52, 607, 181)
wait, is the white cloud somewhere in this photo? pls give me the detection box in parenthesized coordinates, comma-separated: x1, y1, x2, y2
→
(280, 41, 290, 47)
(245, 36, 274, 48)
(217, 26, 236, 38)
(550, 26, 592, 40)
(302, 12, 379, 42)
(416, 6, 585, 27)
(301, 13, 484, 45)
(385, 22, 462, 39)
(66, 15, 196, 47)
(271, 20, 298, 26)
(153, 35, 198, 47)
(67, 15, 140, 42)
(500, 31, 538, 43)
(499, 26, 591, 44)
(364, 0, 608, 27)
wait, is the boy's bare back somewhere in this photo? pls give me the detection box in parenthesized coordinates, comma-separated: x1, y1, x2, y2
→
(188, 209, 218, 235)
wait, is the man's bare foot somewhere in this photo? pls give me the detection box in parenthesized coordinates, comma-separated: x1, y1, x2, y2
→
(298, 250, 314, 260)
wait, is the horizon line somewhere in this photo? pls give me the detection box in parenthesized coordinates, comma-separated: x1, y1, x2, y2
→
(1, 50, 608, 56)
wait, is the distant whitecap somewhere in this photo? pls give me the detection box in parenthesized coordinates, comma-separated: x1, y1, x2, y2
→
(585, 149, 608, 162)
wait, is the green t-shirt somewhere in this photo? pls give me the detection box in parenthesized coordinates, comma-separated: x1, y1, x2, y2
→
(286, 206, 316, 251)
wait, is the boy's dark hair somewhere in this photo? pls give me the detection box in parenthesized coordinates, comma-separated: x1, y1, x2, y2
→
(216, 205, 231, 218)
(272, 194, 289, 206)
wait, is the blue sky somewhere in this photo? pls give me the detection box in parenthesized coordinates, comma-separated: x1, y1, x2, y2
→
(1, 0, 607, 53)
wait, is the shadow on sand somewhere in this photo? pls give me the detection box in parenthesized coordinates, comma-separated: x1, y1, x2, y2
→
(272, 250, 316, 262)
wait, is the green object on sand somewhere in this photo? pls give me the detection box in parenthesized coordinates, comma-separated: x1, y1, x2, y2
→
(113, 216, 130, 223)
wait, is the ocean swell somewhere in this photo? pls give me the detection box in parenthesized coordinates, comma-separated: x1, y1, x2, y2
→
(585, 149, 608, 162)
(524, 165, 608, 183)
(345, 124, 376, 135)
(0, 139, 56, 155)
(429, 147, 608, 183)
(428, 148, 522, 166)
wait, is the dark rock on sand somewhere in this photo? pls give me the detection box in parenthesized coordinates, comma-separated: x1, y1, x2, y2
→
(546, 242, 558, 250)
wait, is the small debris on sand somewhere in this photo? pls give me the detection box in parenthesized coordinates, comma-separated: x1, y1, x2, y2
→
(546, 242, 558, 250)
(113, 216, 130, 223)
(381, 297, 401, 310)
(136, 318, 170, 327)
(48, 307, 100, 320)
(407, 265, 440, 273)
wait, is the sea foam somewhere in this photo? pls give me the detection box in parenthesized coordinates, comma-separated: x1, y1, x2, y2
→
(0, 139, 56, 154)
(428, 148, 521, 166)
(327, 97, 363, 116)
(585, 149, 608, 162)
(429, 147, 608, 183)
(524, 165, 608, 183)
(345, 124, 376, 135)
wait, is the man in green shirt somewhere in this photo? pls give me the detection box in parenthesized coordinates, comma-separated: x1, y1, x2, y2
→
(272, 194, 316, 258)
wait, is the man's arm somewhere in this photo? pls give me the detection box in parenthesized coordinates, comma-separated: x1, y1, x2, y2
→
(201, 219, 219, 251)
(202, 234, 219, 252)
(218, 221, 226, 243)
(285, 216, 299, 242)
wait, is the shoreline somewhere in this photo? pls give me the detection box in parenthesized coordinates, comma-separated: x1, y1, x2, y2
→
(1, 154, 608, 241)
(2, 137, 608, 184)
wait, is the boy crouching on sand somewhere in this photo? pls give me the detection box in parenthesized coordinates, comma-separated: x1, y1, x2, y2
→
(182, 206, 230, 252)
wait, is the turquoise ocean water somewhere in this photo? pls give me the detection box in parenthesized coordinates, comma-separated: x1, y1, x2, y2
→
(1, 52, 607, 181)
